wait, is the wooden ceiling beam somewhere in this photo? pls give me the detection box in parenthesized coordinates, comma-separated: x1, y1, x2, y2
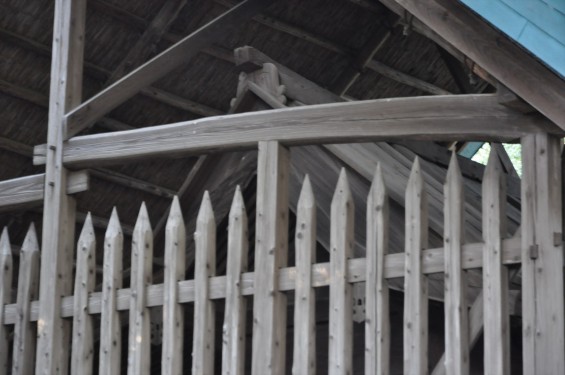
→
(65, 0, 275, 138)
(38, 94, 561, 168)
(384, 0, 565, 129)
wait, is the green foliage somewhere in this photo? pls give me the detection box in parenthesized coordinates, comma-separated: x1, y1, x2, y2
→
(471, 143, 522, 176)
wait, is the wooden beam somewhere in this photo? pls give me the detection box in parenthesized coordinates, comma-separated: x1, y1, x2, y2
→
(0, 172, 89, 211)
(65, 0, 274, 138)
(35, 0, 86, 373)
(386, 0, 565, 129)
(39, 95, 561, 167)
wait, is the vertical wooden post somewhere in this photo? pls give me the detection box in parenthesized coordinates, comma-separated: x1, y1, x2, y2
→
(521, 133, 565, 374)
(482, 150, 510, 375)
(252, 141, 289, 375)
(99, 208, 123, 375)
(329, 169, 354, 375)
(192, 192, 216, 375)
(292, 175, 316, 375)
(404, 157, 428, 374)
(128, 203, 153, 375)
(443, 154, 469, 375)
(222, 186, 249, 375)
(0, 228, 13, 374)
(366, 164, 390, 375)
(162, 197, 186, 375)
(36, 0, 86, 373)
(12, 224, 40, 375)
(71, 214, 96, 375)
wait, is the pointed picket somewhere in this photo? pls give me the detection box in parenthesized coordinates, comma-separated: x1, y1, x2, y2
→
(444, 154, 469, 375)
(329, 169, 354, 375)
(366, 164, 390, 375)
(128, 203, 153, 375)
(162, 197, 186, 375)
(193, 192, 216, 375)
(99, 208, 123, 375)
(292, 175, 316, 375)
(222, 186, 249, 375)
(404, 157, 429, 374)
(70, 214, 96, 375)
(482, 150, 510, 374)
(0, 227, 12, 374)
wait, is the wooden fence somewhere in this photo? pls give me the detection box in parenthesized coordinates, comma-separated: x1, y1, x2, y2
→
(0, 148, 525, 374)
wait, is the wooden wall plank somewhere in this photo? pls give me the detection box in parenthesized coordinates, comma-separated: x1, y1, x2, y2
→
(403, 158, 428, 374)
(70, 216, 96, 375)
(521, 133, 565, 373)
(443, 154, 469, 375)
(99, 208, 123, 375)
(222, 187, 249, 375)
(482, 151, 510, 374)
(251, 141, 289, 375)
(0, 228, 13, 373)
(36, 0, 86, 372)
(34, 96, 561, 168)
(12, 225, 40, 375)
(192, 192, 216, 375)
(328, 169, 354, 375)
(161, 197, 186, 375)
(292, 176, 316, 375)
(127, 203, 153, 375)
(365, 165, 390, 374)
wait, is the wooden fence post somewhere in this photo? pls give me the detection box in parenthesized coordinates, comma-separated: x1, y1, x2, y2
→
(193, 192, 216, 375)
(99, 208, 123, 375)
(0, 228, 13, 373)
(404, 157, 428, 374)
(71, 214, 96, 375)
(162, 197, 186, 375)
(482, 150, 510, 374)
(293, 175, 316, 375)
(366, 164, 390, 375)
(128, 203, 153, 375)
(329, 169, 354, 375)
(521, 133, 564, 374)
(12, 224, 40, 375)
(443, 154, 469, 375)
(222, 186, 249, 375)
(252, 141, 289, 375)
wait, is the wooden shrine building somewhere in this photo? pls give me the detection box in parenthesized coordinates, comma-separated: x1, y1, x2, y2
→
(0, 0, 564, 373)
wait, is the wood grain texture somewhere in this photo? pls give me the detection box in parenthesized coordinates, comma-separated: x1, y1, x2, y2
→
(127, 203, 153, 375)
(365, 165, 390, 375)
(161, 197, 185, 375)
(443, 154, 469, 375)
(292, 176, 316, 375)
(251, 141, 289, 375)
(222, 187, 249, 375)
(389, 0, 565, 129)
(70, 216, 96, 375)
(521, 134, 565, 374)
(403, 158, 428, 374)
(38, 95, 561, 168)
(482, 150, 510, 374)
(328, 169, 354, 375)
(192, 192, 216, 375)
(99, 208, 123, 375)
(0, 228, 13, 374)
(65, 0, 274, 137)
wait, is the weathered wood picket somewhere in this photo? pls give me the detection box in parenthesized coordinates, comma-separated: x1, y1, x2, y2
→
(0, 147, 541, 374)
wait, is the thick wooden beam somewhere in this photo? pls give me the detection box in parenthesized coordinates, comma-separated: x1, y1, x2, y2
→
(65, 0, 274, 138)
(387, 0, 565, 129)
(36, 0, 86, 373)
(0, 172, 89, 211)
(36, 95, 560, 168)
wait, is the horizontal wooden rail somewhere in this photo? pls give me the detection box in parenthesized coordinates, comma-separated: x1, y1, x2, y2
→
(34, 95, 561, 167)
(2, 236, 520, 324)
